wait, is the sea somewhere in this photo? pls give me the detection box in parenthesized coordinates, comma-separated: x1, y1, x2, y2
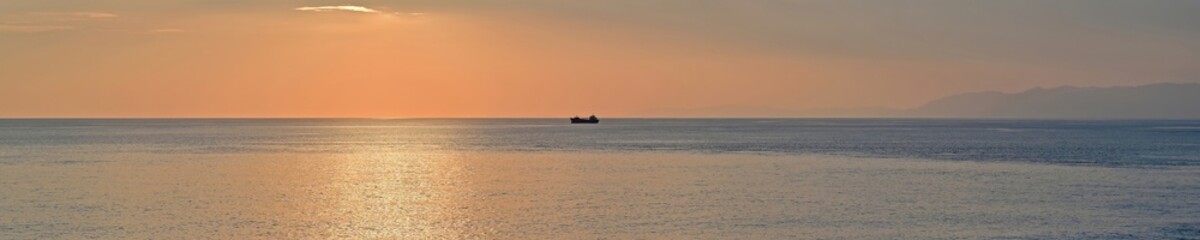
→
(1, 119, 1198, 239)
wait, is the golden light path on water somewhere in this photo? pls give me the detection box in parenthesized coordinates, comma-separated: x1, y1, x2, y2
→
(2, 129, 1200, 238)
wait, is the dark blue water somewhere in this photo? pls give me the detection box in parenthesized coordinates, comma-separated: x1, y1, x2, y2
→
(2, 119, 1198, 167)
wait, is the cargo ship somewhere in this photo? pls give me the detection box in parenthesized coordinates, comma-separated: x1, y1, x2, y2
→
(570, 115, 599, 124)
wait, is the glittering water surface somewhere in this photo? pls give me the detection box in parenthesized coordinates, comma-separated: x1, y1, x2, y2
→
(1, 119, 1199, 239)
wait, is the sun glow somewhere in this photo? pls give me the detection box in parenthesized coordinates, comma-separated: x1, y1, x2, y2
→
(1, 1, 1198, 118)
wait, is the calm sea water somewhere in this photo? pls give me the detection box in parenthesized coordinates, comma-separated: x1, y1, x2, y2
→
(2, 119, 1199, 239)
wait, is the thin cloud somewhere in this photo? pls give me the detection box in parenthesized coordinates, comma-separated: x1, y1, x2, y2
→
(295, 6, 381, 13)
(27, 12, 119, 20)
(0, 24, 75, 33)
(0, 11, 118, 33)
(148, 28, 185, 34)
(65, 12, 119, 18)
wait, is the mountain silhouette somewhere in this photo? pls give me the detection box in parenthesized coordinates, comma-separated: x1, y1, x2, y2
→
(910, 82, 1200, 119)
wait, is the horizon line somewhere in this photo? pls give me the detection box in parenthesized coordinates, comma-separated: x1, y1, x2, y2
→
(0, 116, 1197, 121)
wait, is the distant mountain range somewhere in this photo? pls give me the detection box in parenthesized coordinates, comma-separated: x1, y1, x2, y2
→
(909, 82, 1200, 119)
(644, 82, 1200, 119)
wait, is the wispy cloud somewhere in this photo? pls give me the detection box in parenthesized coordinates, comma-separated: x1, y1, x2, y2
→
(25, 12, 119, 20)
(61, 12, 119, 18)
(148, 28, 185, 34)
(295, 6, 381, 13)
(0, 11, 118, 33)
(0, 24, 75, 33)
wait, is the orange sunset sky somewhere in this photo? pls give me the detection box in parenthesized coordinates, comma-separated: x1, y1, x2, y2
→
(1, 1, 1198, 118)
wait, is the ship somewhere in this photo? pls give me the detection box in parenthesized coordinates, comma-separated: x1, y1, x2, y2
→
(570, 115, 599, 124)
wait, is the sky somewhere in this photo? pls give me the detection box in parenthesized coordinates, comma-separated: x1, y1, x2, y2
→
(1, 0, 1198, 118)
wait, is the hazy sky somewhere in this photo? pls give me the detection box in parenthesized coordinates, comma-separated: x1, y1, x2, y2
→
(2, 0, 1198, 117)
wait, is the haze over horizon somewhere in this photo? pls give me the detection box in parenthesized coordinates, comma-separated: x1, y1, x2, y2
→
(3, 1, 1199, 118)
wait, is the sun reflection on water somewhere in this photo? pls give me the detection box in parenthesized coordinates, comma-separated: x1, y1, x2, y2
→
(3, 140, 1199, 239)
